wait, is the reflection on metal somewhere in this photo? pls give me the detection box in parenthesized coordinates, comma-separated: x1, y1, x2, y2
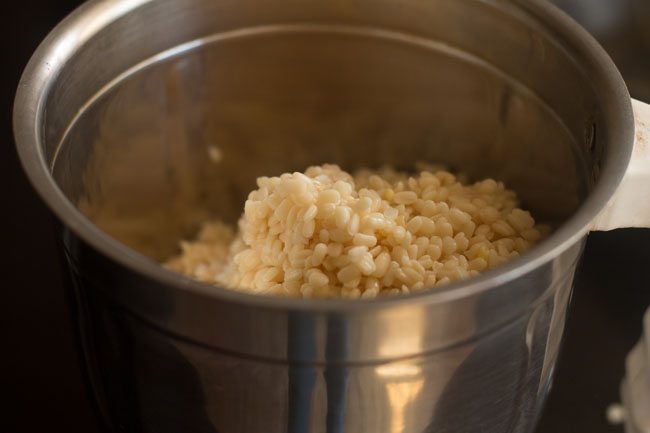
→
(375, 308, 426, 433)
(382, 374, 425, 433)
(376, 364, 422, 379)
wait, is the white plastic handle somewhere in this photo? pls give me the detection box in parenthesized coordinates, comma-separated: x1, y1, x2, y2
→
(591, 98, 650, 231)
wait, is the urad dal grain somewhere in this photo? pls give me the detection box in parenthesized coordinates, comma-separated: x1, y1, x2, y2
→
(165, 164, 549, 298)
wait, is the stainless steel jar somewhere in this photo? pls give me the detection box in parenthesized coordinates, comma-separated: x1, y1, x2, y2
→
(13, 0, 650, 432)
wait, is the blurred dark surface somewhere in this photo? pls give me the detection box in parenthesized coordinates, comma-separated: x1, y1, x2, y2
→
(1, 1, 649, 432)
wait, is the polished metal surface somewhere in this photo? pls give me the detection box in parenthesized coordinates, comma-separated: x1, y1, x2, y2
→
(14, 0, 635, 432)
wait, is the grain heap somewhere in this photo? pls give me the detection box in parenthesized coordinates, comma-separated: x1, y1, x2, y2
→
(165, 164, 548, 298)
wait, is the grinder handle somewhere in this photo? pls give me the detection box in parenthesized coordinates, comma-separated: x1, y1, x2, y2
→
(592, 98, 650, 231)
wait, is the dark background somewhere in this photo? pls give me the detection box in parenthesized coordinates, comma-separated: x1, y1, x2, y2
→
(2, 1, 649, 432)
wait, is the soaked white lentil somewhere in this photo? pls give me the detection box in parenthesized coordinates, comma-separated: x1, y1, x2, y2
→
(164, 164, 549, 298)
